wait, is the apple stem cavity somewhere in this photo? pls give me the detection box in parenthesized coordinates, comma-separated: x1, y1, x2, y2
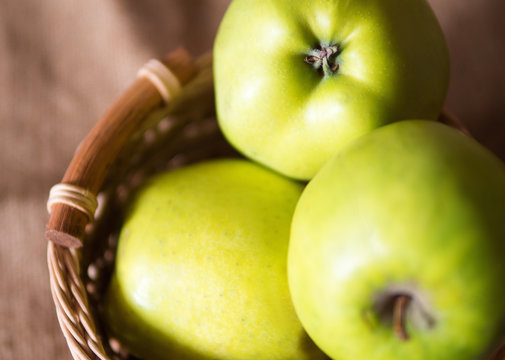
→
(304, 44, 340, 77)
(393, 295, 412, 341)
(373, 287, 436, 343)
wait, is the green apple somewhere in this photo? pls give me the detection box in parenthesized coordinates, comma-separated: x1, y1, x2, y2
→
(288, 120, 505, 359)
(104, 159, 328, 360)
(214, 0, 450, 180)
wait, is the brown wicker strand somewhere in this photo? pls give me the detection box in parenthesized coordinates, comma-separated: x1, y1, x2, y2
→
(489, 339, 505, 360)
(48, 242, 109, 360)
(45, 48, 198, 248)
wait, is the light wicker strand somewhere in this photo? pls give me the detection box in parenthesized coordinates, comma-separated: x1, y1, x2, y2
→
(137, 59, 181, 103)
(47, 184, 98, 222)
(48, 242, 109, 360)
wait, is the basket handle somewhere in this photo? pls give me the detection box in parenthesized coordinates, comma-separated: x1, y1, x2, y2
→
(46, 48, 198, 248)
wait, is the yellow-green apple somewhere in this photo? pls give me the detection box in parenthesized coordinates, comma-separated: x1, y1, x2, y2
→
(288, 120, 505, 360)
(214, 0, 449, 180)
(104, 159, 327, 360)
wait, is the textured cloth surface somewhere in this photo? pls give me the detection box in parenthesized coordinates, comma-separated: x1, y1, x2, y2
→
(1, 0, 504, 359)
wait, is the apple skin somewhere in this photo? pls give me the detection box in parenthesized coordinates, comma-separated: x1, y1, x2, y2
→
(214, 0, 450, 180)
(104, 159, 328, 360)
(288, 120, 505, 360)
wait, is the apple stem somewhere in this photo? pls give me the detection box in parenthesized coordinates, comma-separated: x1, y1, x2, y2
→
(304, 44, 340, 77)
(393, 295, 412, 341)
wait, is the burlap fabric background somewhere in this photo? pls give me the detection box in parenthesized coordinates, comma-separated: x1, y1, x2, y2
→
(1, 0, 504, 359)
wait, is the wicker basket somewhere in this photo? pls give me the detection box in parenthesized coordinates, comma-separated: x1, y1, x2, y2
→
(45, 48, 500, 360)
(46, 49, 238, 360)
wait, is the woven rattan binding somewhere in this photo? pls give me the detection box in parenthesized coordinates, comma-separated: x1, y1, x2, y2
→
(46, 48, 504, 360)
